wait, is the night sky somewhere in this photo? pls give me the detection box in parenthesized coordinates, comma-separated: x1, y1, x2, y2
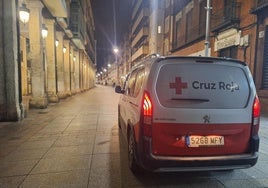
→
(91, 0, 131, 71)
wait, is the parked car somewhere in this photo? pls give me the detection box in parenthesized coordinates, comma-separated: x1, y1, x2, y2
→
(115, 55, 260, 173)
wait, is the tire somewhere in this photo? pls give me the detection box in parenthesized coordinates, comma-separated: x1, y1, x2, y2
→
(118, 106, 121, 129)
(128, 129, 141, 173)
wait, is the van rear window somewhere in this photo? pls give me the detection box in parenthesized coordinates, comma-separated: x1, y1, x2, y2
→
(156, 63, 250, 109)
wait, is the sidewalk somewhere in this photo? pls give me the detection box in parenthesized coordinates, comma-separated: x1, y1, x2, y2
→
(0, 85, 120, 187)
(0, 86, 268, 188)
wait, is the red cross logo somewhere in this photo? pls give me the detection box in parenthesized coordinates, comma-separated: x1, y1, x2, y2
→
(169, 77, 188, 95)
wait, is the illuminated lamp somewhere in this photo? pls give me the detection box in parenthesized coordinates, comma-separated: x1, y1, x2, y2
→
(41, 24, 48, 38)
(19, 3, 30, 24)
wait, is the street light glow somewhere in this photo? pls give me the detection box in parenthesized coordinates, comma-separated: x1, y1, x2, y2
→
(113, 47, 119, 54)
(19, 3, 30, 24)
(41, 24, 48, 38)
(55, 39, 59, 47)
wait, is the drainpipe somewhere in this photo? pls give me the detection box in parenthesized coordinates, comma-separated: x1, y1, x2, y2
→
(204, 0, 212, 57)
(253, 17, 259, 84)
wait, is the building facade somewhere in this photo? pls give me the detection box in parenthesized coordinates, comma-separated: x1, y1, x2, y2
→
(130, 0, 165, 65)
(0, 0, 96, 121)
(166, 0, 268, 106)
(119, 0, 268, 108)
(251, 0, 268, 104)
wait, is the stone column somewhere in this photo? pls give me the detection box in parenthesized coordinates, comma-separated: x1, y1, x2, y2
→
(0, 0, 23, 120)
(56, 31, 66, 99)
(45, 19, 58, 103)
(69, 45, 75, 94)
(73, 50, 80, 93)
(78, 51, 82, 90)
(63, 39, 71, 96)
(28, 0, 48, 108)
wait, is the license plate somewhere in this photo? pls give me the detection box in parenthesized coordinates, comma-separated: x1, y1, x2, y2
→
(186, 135, 224, 147)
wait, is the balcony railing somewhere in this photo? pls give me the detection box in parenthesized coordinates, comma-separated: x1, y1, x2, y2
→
(132, 8, 149, 35)
(251, 0, 268, 13)
(70, 0, 85, 49)
(131, 45, 149, 62)
(257, 0, 268, 6)
(211, 2, 241, 32)
(132, 27, 149, 48)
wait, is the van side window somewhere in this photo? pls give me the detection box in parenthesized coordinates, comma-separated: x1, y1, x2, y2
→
(133, 68, 145, 97)
(127, 70, 138, 96)
(125, 67, 145, 97)
(122, 74, 130, 92)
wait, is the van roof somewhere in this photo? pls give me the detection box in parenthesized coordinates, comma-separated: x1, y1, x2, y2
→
(132, 55, 247, 71)
(157, 56, 247, 66)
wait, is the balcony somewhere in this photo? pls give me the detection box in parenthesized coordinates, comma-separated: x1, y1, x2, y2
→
(251, 0, 268, 14)
(132, 27, 149, 48)
(132, 0, 142, 20)
(42, 0, 67, 18)
(131, 45, 149, 62)
(132, 8, 149, 35)
(211, 2, 241, 32)
(70, 0, 85, 49)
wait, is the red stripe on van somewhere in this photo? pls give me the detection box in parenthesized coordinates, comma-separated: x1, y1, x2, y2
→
(151, 123, 251, 156)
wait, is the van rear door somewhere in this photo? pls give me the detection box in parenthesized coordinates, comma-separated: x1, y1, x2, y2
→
(151, 58, 254, 156)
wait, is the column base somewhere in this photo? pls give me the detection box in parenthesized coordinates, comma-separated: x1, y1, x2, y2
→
(48, 92, 59, 103)
(29, 97, 48, 109)
(0, 104, 22, 121)
(57, 91, 71, 99)
(22, 96, 31, 117)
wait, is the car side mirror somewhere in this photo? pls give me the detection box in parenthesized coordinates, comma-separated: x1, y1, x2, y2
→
(115, 85, 124, 94)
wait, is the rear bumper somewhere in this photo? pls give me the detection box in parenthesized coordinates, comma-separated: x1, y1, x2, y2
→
(149, 152, 258, 172)
(138, 136, 259, 172)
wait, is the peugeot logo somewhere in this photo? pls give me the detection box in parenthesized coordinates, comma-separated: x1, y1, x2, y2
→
(203, 115, 210, 123)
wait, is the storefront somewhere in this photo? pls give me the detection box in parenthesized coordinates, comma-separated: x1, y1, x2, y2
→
(251, 2, 268, 111)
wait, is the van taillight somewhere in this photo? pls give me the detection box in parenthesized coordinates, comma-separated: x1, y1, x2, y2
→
(252, 96, 260, 136)
(142, 92, 152, 137)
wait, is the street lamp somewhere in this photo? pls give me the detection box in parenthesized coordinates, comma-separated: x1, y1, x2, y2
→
(19, 3, 30, 24)
(41, 24, 48, 38)
(63, 46, 66, 53)
(113, 47, 119, 54)
(55, 39, 59, 47)
(113, 47, 119, 85)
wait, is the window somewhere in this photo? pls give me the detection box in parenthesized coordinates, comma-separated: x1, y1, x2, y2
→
(124, 67, 145, 97)
(133, 68, 145, 96)
(164, 16, 170, 34)
(186, 8, 193, 42)
(199, 0, 206, 36)
(262, 26, 268, 89)
(174, 12, 182, 48)
(219, 46, 238, 59)
(125, 68, 139, 97)
(224, 0, 233, 19)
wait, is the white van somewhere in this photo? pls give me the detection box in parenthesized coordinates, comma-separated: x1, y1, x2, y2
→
(115, 55, 260, 173)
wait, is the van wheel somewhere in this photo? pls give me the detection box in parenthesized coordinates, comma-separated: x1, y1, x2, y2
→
(128, 130, 140, 173)
(118, 106, 121, 129)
